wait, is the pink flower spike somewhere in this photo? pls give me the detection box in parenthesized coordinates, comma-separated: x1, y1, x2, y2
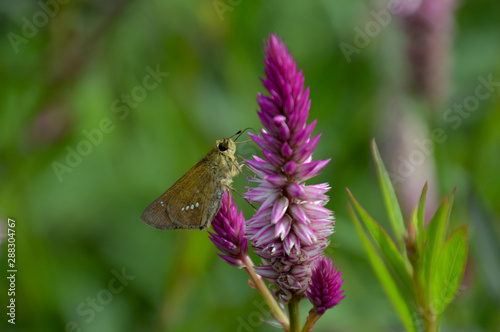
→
(245, 34, 335, 301)
(307, 256, 345, 314)
(209, 192, 249, 268)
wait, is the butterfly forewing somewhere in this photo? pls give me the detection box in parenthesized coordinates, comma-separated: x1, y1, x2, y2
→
(140, 190, 178, 230)
(167, 158, 223, 230)
(140, 154, 223, 230)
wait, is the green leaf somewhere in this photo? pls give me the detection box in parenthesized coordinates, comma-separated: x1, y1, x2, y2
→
(371, 139, 407, 251)
(347, 188, 414, 299)
(431, 225, 468, 317)
(421, 197, 448, 295)
(348, 204, 417, 332)
(423, 189, 456, 292)
(414, 183, 428, 256)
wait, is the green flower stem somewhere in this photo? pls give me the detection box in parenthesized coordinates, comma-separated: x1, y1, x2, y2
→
(241, 255, 290, 330)
(288, 294, 301, 332)
(302, 309, 321, 332)
(425, 316, 438, 332)
(412, 258, 438, 332)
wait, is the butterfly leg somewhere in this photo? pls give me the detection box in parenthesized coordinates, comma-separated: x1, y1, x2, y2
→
(224, 186, 257, 211)
(234, 157, 257, 178)
(241, 162, 257, 177)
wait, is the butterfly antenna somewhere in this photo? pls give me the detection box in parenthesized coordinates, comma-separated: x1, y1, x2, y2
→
(233, 128, 257, 142)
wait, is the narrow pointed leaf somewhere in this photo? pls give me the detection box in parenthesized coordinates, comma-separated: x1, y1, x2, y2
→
(371, 139, 407, 251)
(410, 206, 418, 233)
(424, 189, 456, 295)
(348, 204, 417, 332)
(431, 225, 468, 317)
(428, 189, 455, 252)
(422, 197, 449, 295)
(347, 188, 414, 299)
(416, 182, 428, 253)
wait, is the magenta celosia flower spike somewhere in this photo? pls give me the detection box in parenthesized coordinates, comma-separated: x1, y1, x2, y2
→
(245, 34, 335, 302)
(209, 192, 249, 268)
(307, 256, 345, 314)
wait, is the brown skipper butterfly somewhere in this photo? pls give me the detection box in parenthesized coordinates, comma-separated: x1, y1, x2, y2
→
(141, 133, 243, 230)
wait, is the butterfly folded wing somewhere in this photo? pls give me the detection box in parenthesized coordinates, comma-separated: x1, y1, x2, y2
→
(168, 159, 224, 230)
(140, 190, 179, 230)
(140, 157, 224, 230)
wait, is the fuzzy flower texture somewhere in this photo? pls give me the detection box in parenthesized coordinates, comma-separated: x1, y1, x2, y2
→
(307, 256, 345, 314)
(244, 35, 336, 302)
(209, 192, 248, 268)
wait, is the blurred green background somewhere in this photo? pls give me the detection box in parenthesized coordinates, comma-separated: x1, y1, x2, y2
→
(1, 0, 499, 331)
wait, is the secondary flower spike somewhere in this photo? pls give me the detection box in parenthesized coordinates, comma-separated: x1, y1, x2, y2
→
(209, 192, 249, 268)
(245, 34, 335, 302)
(307, 256, 345, 314)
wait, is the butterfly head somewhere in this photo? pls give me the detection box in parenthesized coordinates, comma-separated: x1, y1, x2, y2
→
(216, 138, 236, 157)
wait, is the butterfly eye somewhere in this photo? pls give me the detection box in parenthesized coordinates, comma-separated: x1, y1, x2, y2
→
(218, 143, 228, 151)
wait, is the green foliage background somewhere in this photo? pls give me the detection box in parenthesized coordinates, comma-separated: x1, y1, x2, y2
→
(1, 1, 499, 331)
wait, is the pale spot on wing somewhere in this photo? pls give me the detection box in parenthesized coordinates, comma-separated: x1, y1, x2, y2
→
(180, 203, 200, 212)
(160, 201, 165, 207)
